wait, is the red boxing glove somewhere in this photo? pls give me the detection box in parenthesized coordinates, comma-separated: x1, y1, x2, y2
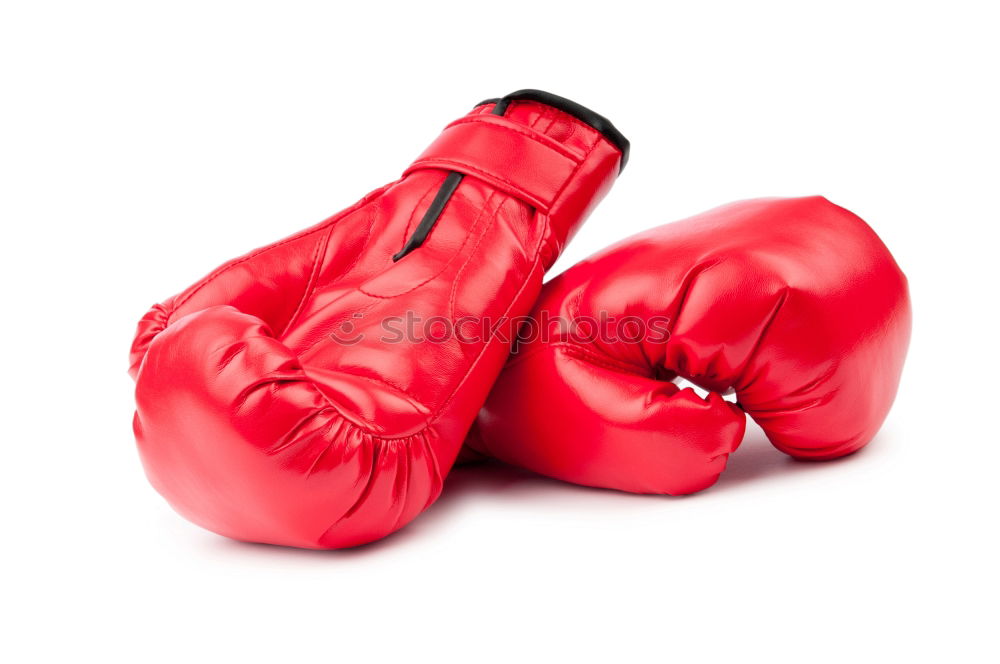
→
(467, 197, 911, 495)
(129, 90, 628, 548)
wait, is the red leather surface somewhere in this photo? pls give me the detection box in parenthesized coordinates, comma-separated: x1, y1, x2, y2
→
(129, 98, 623, 548)
(468, 197, 911, 494)
(405, 114, 582, 211)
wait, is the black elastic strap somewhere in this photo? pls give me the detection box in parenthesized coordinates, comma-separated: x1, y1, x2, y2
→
(393, 98, 510, 262)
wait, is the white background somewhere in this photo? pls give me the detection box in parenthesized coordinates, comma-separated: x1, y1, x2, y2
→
(2, 1, 997, 661)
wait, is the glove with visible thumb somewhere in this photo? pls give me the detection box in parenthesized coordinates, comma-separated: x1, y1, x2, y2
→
(129, 90, 628, 548)
(465, 197, 911, 494)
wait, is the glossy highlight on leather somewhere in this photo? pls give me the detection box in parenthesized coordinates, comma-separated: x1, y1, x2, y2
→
(128, 91, 626, 548)
(467, 197, 911, 495)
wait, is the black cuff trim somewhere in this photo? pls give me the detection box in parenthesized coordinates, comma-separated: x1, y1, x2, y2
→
(476, 89, 630, 172)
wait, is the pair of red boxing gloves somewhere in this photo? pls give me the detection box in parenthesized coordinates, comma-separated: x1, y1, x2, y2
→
(129, 90, 911, 549)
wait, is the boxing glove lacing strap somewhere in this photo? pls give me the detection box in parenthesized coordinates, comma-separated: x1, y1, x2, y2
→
(393, 89, 628, 262)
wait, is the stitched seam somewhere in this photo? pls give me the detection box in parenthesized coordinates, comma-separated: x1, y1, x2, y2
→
(538, 104, 582, 146)
(542, 103, 620, 173)
(556, 343, 650, 377)
(355, 189, 494, 300)
(529, 105, 547, 131)
(293, 191, 500, 365)
(442, 115, 582, 161)
(448, 196, 505, 320)
(547, 131, 600, 206)
(314, 205, 385, 297)
(278, 228, 330, 338)
(166, 181, 396, 324)
(426, 220, 548, 429)
(408, 157, 568, 209)
(538, 108, 557, 135)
